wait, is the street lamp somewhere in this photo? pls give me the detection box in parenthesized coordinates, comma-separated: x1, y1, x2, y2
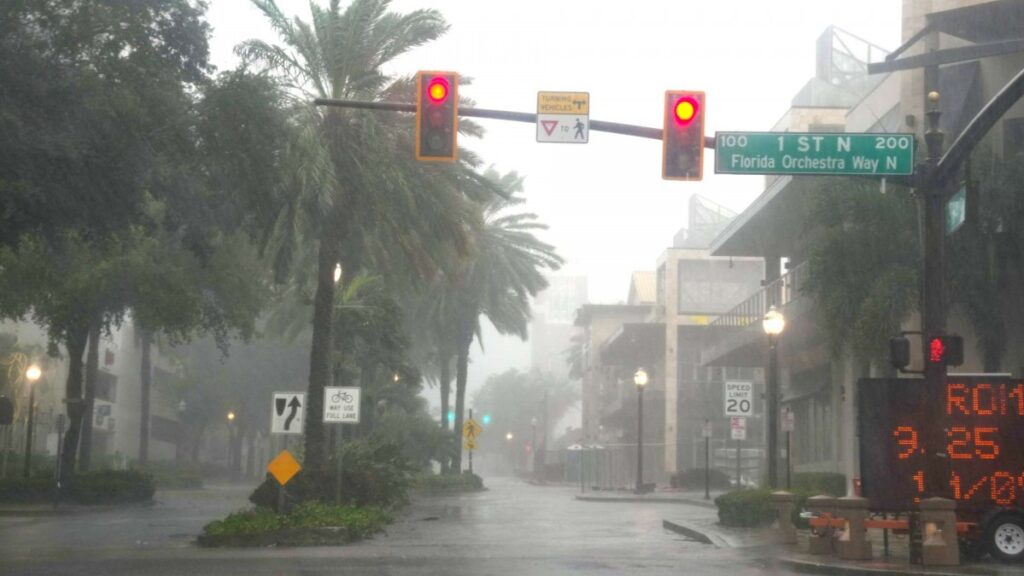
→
(505, 432, 514, 441)
(763, 305, 785, 489)
(226, 411, 238, 480)
(23, 364, 41, 479)
(634, 367, 649, 494)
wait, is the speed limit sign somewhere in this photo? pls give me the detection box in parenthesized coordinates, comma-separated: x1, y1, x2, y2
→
(724, 381, 754, 417)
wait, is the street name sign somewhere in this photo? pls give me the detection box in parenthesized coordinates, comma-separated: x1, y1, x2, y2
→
(724, 381, 754, 417)
(324, 386, 361, 424)
(715, 132, 915, 176)
(536, 91, 589, 143)
(271, 392, 305, 435)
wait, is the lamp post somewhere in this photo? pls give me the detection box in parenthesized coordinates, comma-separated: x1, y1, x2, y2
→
(531, 417, 538, 478)
(226, 411, 238, 480)
(762, 306, 785, 489)
(634, 367, 649, 494)
(22, 364, 41, 479)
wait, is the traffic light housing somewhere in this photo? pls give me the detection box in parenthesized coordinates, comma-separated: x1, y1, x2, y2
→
(928, 334, 963, 366)
(663, 90, 705, 180)
(890, 336, 911, 369)
(415, 71, 458, 162)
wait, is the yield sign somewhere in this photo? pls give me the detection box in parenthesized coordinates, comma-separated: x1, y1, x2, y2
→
(541, 119, 559, 136)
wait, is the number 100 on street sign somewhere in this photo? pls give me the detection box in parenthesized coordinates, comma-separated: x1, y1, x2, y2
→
(715, 132, 914, 176)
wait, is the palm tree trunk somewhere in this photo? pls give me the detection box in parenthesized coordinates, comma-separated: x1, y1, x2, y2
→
(59, 324, 89, 482)
(79, 317, 101, 471)
(305, 232, 340, 469)
(138, 329, 153, 465)
(451, 332, 471, 473)
(438, 352, 451, 473)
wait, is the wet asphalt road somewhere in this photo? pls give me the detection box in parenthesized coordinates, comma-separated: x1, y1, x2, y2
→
(0, 477, 792, 575)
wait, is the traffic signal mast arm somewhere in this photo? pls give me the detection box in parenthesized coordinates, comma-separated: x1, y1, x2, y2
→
(313, 98, 717, 149)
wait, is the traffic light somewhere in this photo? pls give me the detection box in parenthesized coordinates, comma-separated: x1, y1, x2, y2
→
(663, 90, 705, 180)
(415, 71, 458, 162)
(928, 334, 963, 366)
(482, 414, 491, 425)
(890, 336, 911, 369)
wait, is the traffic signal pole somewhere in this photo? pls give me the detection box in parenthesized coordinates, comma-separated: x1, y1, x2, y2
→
(313, 98, 717, 149)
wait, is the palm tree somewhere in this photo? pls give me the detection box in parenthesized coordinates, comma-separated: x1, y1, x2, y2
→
(443, 170, 563, 473)
(240, 0, 494, 467)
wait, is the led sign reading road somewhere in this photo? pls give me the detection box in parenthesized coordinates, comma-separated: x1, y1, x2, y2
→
(859, 377, 1024, 511)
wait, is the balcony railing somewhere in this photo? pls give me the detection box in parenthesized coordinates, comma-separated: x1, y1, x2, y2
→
(710, 262, 808, 328)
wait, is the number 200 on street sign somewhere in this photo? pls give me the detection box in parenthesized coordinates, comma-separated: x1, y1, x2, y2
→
(724, 381, 754, 417)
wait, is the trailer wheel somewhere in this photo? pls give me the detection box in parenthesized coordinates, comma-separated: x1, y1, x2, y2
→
(986, 513, 1024, 562)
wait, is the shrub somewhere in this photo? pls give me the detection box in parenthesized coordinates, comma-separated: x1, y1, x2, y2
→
(0, 469, 155, 504)
(411, 472, 484, 493)
(250, 439, 412, 509)
(715, 488, 815, 528)
(670, 468, 732, 490)
(792, 472, 846, 496)
(200, 501, 390, 546)
(66, 469, 155, 504)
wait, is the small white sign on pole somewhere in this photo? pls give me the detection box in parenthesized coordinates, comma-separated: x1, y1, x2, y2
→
(271, 393, 305, 435)
(724, 381, 754, 417)
(324, 387, 361, 424)
(782, 408, 795, 432)
(730, 416, 747, 440)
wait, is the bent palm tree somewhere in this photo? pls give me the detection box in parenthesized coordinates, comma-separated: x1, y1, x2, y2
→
(444, 170, 563, 472)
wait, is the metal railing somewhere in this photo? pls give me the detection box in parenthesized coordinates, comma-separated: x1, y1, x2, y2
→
(710, 262, 808, 328)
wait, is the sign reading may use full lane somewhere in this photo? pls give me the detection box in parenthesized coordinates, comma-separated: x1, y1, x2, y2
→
(536, 91, 589, 143)
(715, 132, 915, 176)
(323, 386, 361, 424)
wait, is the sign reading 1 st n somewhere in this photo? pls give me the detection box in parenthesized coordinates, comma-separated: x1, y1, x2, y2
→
(715, 132, 915, 176)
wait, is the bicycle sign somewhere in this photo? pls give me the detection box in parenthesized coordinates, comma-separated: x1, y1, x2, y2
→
(324, 386, 360, 424)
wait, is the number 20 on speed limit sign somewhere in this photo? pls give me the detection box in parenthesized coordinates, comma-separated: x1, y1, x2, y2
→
(724, 381, 754, 417)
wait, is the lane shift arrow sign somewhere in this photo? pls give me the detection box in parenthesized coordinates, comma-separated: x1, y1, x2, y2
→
(285, 396, 301, 430)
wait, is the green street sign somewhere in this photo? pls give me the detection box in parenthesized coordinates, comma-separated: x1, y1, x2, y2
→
(715, 132, 915, 176)
(946, 186, 966, 235)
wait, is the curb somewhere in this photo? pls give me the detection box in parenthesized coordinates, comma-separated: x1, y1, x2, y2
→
(662, 519, 720, 546)
(777, 556, 973, 576)
(574, 494, 716, 508)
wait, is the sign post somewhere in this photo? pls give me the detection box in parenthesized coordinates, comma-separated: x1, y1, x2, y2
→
(730, 417, 746, 488)
(536, 92, 589, 143)
(715, 132, 915, 176)
(462, 410, 483, 474)
(324, 387, 361, 504)
(782, 408, 795, 489)
(267, 450, 302, 514)
(702, 419, 713, 499)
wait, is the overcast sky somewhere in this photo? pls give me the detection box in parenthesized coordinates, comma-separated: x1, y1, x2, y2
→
(205, 0, 903, 409)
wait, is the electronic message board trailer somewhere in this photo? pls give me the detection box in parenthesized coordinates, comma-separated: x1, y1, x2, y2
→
(859, 376, 1024, 561)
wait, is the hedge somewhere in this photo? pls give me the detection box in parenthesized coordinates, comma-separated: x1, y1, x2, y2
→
(791, 472, 846, 496)
(715, 488, 814, 528)
(0, 469, 155, 504)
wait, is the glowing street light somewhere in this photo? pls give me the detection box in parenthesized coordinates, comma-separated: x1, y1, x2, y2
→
(763, 305, 786, 489)
(23, 364, 42, 479)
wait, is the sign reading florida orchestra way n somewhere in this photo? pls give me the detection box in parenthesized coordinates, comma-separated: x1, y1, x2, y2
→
(715, 132, 915, 176)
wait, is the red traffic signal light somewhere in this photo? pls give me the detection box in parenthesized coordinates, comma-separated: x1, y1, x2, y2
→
(415, 71, 458, 162)
(663, 90, 705, 181)
(927, 334, 963, 366)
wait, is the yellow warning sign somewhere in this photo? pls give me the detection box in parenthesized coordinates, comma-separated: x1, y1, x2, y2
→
(463, 438, 478, 451)
(462, 418, 483, 440)
(537, 92, 589, 115)
(267, 450, 302, 485)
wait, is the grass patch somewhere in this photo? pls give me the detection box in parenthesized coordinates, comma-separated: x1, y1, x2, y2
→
(199, 501, 390, 547)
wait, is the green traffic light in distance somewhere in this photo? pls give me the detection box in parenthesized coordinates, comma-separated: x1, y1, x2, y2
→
(482, 414, 491, 425)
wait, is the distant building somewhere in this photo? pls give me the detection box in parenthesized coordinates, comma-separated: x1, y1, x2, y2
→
(530, 276, 588, 379)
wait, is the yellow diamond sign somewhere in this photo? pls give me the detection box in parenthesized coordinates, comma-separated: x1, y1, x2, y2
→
(462, 418, 482, 440)
(267, 449, 302, 485)
(463, 437, 478, 451)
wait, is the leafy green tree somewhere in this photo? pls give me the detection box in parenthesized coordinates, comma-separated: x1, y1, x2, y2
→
(240, 0, 499, 468)
(802, 177, 918, 367)
(471, 369, 579, 457)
